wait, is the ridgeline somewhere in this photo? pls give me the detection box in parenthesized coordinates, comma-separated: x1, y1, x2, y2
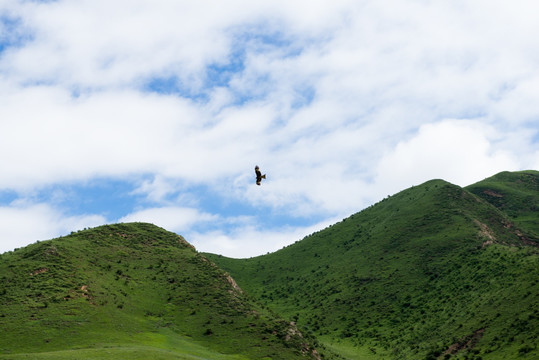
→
(1, 170, 537, 359)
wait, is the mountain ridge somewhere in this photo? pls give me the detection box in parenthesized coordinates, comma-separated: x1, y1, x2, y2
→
(207, 170, 538, 359)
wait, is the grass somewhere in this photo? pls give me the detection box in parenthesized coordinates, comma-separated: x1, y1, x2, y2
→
(0, 345, 245, 360)
(0, 328, 249, 360)
(466, 170, 539, 237)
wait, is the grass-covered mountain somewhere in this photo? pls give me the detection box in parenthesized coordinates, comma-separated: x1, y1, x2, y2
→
(207, 170, 538, 360)
(0, 223, 323, 360)
(466, 171, 538, 238)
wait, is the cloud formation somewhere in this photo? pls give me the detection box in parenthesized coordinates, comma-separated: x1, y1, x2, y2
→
(0, 0, 537, 257)
(0, 201, 105, 254)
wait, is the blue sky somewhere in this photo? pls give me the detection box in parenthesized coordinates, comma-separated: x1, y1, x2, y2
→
(1, 0, 538, 257)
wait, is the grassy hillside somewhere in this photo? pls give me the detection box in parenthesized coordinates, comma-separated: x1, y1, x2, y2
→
(207, 174, 538, 359)
(466, 170, 538, 238)
(0, 223, 323, 360)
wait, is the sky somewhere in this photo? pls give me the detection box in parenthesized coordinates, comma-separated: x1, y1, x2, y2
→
(0, 0, 538, 258)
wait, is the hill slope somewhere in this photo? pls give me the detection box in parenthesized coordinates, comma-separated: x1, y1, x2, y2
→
(466, 170, 538, 237)
(0, 223, 323, 360)
(207, 172, 539, 359)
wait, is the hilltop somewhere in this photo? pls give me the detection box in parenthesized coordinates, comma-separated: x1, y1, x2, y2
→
(466, 170, 538, 237)
(207, 171, 538, 359)
(0, 223, 323, 360)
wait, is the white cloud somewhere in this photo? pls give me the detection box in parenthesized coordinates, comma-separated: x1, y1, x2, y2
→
(118, 206, 218, 235)
(131, 175, 184, 205)
(189, 217, 338, 258)
(0, 0, 537, 257)
(1, 1, 231, 88)
(0, 201, 106, 254)
(374, 120, 521, 195)
(0, 0, 354, 90)
(1, 0, 536, 193)
(0, 85, 206, 189)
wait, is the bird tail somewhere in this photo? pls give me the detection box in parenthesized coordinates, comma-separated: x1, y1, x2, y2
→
(262, 174, 266, 179)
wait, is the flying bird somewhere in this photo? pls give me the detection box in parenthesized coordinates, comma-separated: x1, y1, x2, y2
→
(255, 165, 266, 185)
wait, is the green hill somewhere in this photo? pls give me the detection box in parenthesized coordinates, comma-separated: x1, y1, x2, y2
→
(207, 171, 539, 359)
(465, 170, 538, 237)
(0, 223, 323, 360)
